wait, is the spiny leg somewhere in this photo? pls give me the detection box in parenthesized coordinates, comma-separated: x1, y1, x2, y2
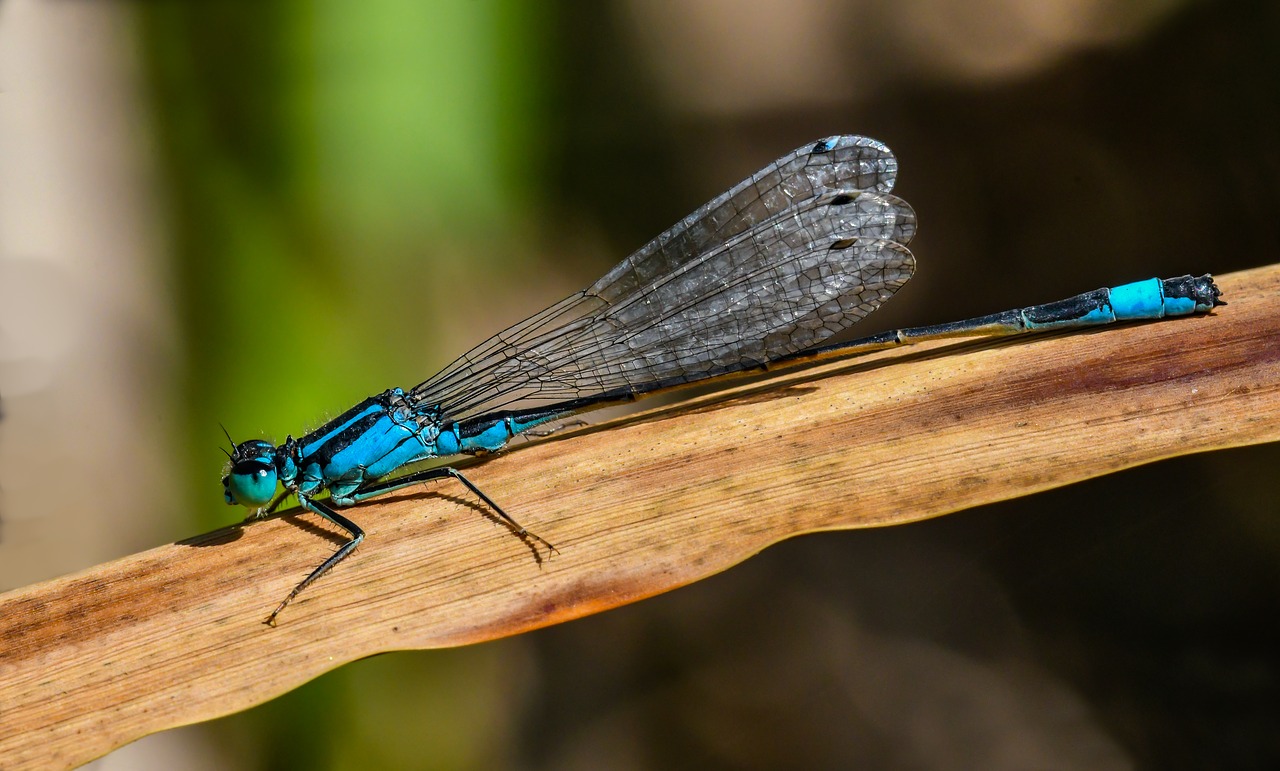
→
(265, 496, 364, 626)
(352, 466, 557, 557)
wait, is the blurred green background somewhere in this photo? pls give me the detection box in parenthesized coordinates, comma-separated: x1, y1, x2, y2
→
(1, 0, 1277, 768)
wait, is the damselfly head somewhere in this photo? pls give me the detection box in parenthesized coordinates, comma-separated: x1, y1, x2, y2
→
(223, 439, 279, 508)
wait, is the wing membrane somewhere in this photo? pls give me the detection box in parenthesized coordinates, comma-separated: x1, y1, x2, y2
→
(410, 136, 917, 420)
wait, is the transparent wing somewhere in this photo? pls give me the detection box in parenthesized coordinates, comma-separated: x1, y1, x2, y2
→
(410, 136, 917, 420)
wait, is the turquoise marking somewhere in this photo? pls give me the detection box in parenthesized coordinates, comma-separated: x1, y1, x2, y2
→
(460, 420, 517, 453)
(326, 468, 366, 501)
(298, 462, 325, 496)
(324, 413, 415, 478)
(279, 454, 298, 485)
(436, 413, 567, 455)
(1164, 295, 1197, 315)
(455, 413, 566, 454)
(1109, 278, 1165, 320)
(300, 399, 388, 458)
(435, 426, 461, 456)
(361, 427, 435, 479)
(1078, 305, 1116, 325)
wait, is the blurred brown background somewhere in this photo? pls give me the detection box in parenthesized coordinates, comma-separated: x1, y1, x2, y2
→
(0, 0, 1276, 768)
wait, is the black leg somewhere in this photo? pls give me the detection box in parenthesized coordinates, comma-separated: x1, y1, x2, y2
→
(353, 466, 557, 557)
(265, 495, 364, 627)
